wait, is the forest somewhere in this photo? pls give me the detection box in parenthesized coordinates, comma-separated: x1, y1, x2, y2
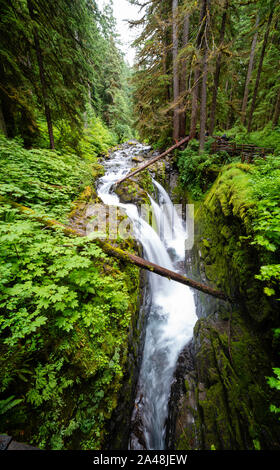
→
(0, 0, 280, 453)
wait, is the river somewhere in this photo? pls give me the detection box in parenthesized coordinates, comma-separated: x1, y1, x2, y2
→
(96, 142, 197, 450)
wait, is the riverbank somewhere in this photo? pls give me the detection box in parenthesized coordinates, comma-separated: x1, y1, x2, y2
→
(166, 145, 280, 450)
(0, 137, 143, 450)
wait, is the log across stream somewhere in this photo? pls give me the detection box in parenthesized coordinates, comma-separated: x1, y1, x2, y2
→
(96, 142, 198, 450)
(0, 142, 227, 449)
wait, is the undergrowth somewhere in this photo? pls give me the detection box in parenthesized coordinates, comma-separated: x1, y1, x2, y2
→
(0, 135, 139, 449)
(177, 137, 280, 424)
(34, 108, 118, 159)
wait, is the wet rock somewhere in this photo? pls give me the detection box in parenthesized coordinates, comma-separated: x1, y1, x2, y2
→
(129, 393, 148, 450)
(115, 179, 150, 206)
(167, 177, 280, 450)
(103, 273, 150, 450)
(0, 435, 39, 450)
(115, 168, 155, 207)
(165, 342, 196, 449)
(132, 156, 145, 164)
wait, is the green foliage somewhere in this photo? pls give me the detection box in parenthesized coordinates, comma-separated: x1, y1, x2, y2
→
(178, 147, 280, 298)
(225, 124, 280, 153)
(0, 0, 95, 144)
(130, 0, 173, 145)
(0, 134, 93, 221)
(267, 369, 280, 417)
(0, 0, 134, 149)
(177, 140, 233, 199)
(0, 135, 140, 449)
(253, 440, 261, 450)
(130, 0, 280, 147)
(0, 396, 24, 415)
(248, 155, 280, 413)
(248, 155, 280, 296)
(35, 111, 118, 160)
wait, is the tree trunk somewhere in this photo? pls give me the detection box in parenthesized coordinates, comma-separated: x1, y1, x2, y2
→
(172, 0, 180, 141)
(199, 0, 210, 151)
(190, 67, 200, 138)
(189, 0, 208, 138)
(209, 0, 229, 135)
(97, 240, 230, 301)
(115, 136, 191, 186)
(273, 87, 280, 127)
(179, 13, 190, 139)
(241, 15, 260, 125)
(0, 62, 16, 139)
(199, 48, 208, 152)
(27, 0, 55, 150)
(247, 10, 273, 133)
(0, 103, 7, 137)
(226, 84, 234, 129)
(0, 195, 230, 302)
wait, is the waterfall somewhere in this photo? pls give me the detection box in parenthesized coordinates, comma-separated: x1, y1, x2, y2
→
(96, 143, 197, 450)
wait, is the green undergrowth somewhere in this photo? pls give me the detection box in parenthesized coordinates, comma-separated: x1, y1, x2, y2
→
(115, 169, 154, 207)
(223, 123, 280, 153)
(177, 139, 237, 200)
(177, 140, 280, 429)
(0, 134, 95, 221)
(34, 109, 118, 160)
(177, 139, 280, 299)
(0, 135, 140, 449)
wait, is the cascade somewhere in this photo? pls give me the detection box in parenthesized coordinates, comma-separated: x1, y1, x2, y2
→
(97, 143, 197, 450)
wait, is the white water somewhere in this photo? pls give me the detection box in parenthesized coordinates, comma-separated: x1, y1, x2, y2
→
(96, 143, 197, 450)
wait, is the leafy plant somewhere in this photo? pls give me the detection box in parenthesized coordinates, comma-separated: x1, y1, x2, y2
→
(0, 396, 23, 415)
(177, 140, 233, 199)
(267, 369, 280, 417)
(0, 135, 140, 449)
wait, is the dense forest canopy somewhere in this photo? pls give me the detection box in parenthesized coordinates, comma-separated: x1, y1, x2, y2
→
(0, 0, 135, 151)
(129, 0, 280, 149)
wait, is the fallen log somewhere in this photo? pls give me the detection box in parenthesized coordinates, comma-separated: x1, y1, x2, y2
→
(0, 196, 84, 237)
(0, 196, 231, 302)
(115, 136, 191, 186)
(94, 240, 231, 302)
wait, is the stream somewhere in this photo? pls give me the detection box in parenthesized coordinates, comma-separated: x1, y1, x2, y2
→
(96, 142, 197, 450)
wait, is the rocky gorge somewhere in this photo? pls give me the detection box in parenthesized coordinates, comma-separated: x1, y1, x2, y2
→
(98, 142, 280, 451)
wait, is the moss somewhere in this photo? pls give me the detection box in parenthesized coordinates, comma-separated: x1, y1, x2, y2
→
(0, 170, 144, 450)
(92, 163, 105, 179)
(174, 162, 280, 450)
(115, 178, 150, 206)
(136, 169, 155, 195)
(202, 238, 211, 249)
(149, 160, 166, 186)
(176, 312, 280, 450)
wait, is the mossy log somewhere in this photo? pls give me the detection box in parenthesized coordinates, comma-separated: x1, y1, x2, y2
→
(115, 136, 191, 186)
(96, 241, 230, 301)
(0, 195, 230, 301)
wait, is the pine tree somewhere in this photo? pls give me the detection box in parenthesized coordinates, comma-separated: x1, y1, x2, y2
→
(130, 0, 280, 145)
(247, 6, 274, 133)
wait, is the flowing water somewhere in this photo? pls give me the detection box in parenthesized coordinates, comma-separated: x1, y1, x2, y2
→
(96, 142, 197, 450)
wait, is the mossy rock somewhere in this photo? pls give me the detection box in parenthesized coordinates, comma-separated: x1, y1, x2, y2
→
(174, 312, 280, 450)
(115, 171, 153, 207)
(192, 164, 275, 324)
(149, 160, 167, 186)
(92, 163, 105, 179)
(172, 162, 280, 451)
